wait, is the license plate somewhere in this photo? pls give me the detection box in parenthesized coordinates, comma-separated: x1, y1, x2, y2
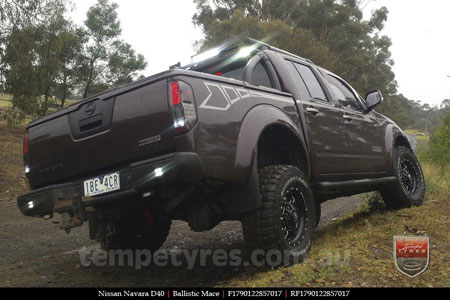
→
(83, 172, 120, 196)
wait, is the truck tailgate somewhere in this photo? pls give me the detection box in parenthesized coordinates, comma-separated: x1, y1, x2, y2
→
(26, 79, 177, 188)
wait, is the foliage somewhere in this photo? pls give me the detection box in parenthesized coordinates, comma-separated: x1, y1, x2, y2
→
(192, 0, 448, 130)
(361, 192, 385, 212)
(0, 0, 147, 123)
(0, 0, 65, 92)
(78, 0, 147, 98)
(3, 9, 85, 119)
(428, 110, 450, 166)
(193, 0, 397, 100)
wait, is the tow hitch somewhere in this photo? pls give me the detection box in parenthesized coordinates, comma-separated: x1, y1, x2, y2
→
(54, 194, 92, 233)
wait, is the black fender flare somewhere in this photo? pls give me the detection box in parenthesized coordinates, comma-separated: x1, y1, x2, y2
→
(224, 104, 310, 213)
(234, 103, 310, 180)
(384, 124, 412, 174)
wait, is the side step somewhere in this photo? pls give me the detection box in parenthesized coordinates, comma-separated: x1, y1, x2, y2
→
(312, 176, 396, 201)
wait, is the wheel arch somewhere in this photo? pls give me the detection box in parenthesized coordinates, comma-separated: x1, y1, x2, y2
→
(384, 124, 413, 174)
(256, 123, 310, 176)
(394, 135, 412, 149)
(233, 104, 310, 183)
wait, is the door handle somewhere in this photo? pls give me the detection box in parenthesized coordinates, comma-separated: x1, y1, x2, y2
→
(343, 114, 353, 122)
(306, 107, 319, 115)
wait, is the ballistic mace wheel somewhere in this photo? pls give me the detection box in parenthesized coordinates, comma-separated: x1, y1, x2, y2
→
(398, 157, 420, 196)
(281, 184, 308, 247)
(380, 146, 425, 209)
(242, 165, 317, 266)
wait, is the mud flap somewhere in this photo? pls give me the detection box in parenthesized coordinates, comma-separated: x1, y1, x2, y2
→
(221, 161, 260, 214)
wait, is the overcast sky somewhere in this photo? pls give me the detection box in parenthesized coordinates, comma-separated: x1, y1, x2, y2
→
(70, 0, 450, 107)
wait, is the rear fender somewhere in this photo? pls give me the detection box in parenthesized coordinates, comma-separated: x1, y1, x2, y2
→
(224, 104, 308, 213)
(233, 104, 309, 182)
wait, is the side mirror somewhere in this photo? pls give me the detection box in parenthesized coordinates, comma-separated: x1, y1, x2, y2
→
(338, 98, 349, 107)
(365, 90, 383, 112)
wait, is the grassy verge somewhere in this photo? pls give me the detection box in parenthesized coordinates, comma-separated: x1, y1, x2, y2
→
(0, 99, 12, 108)
(0, 94, 12, 110)
(0, 125, 28, 203)
(404, 129, 428, 141)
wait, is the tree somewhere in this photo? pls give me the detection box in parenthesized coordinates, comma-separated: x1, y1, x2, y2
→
(2, 2, 71, 121)
(441, 99, 450, 110)
(193, 0, 396, 100)
(0, 0, 64, 92)
(375, 94, 411, 128)
(429, 110, 450, 166)
(79, 0, 147, 98)
(54, 24, 86, 108)
(1, 0, 148, 124)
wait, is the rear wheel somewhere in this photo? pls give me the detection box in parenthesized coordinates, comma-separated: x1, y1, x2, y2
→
(242, 165, 316, 266)
(380, 146, 425, 209)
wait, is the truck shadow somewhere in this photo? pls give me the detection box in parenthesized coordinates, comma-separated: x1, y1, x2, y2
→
(76, 221, 249, 287)
(75, 200, 387, 287)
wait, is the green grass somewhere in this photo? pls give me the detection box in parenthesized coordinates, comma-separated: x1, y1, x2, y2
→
(0, 95, 12, 108)
(404, 129, 428, 141)
(404, 129, 422, 135)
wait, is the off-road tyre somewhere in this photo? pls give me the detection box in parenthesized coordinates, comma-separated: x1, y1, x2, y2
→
(242, 165, 316, 266)
(380, 146, 425, 209)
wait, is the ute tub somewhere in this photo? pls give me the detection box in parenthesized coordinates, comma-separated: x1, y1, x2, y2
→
(17, 152, 204, 217)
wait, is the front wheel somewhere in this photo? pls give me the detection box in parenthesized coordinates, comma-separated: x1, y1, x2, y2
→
(380, 146, 425, 209)
(241, 165, 316, 266)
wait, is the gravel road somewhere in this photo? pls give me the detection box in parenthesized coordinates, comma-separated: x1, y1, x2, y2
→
(0, 195, 364, 287)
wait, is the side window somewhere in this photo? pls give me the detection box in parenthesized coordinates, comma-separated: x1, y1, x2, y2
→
(324, 74, 362, 111)
(251, 62, 273, 88)
(293, 62, 327, 102)
(284, 60, 310, 100)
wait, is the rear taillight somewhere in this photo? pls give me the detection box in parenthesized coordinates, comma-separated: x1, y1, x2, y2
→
(23, 133, 28, 154)
(168, 80, 197, 134)
(23, 132, 30, 174)
(170, 81, 182, 105)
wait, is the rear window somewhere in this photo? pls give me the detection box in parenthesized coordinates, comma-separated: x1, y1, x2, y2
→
(284, 60, 310, 100)
(251, 62, 273, 88)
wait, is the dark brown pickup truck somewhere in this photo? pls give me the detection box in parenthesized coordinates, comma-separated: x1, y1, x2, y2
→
(18, 38, 425, 263)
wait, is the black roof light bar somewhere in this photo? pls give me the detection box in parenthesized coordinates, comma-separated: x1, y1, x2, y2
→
(178, 37, 313, 70)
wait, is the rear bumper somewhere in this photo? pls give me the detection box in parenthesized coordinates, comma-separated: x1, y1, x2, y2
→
(17, 152, 204, 217)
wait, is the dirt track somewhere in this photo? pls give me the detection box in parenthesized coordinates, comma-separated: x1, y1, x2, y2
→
(0, 193, 363, 287)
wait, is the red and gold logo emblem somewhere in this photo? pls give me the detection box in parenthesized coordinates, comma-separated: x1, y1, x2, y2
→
(394, 236, 429, 278)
